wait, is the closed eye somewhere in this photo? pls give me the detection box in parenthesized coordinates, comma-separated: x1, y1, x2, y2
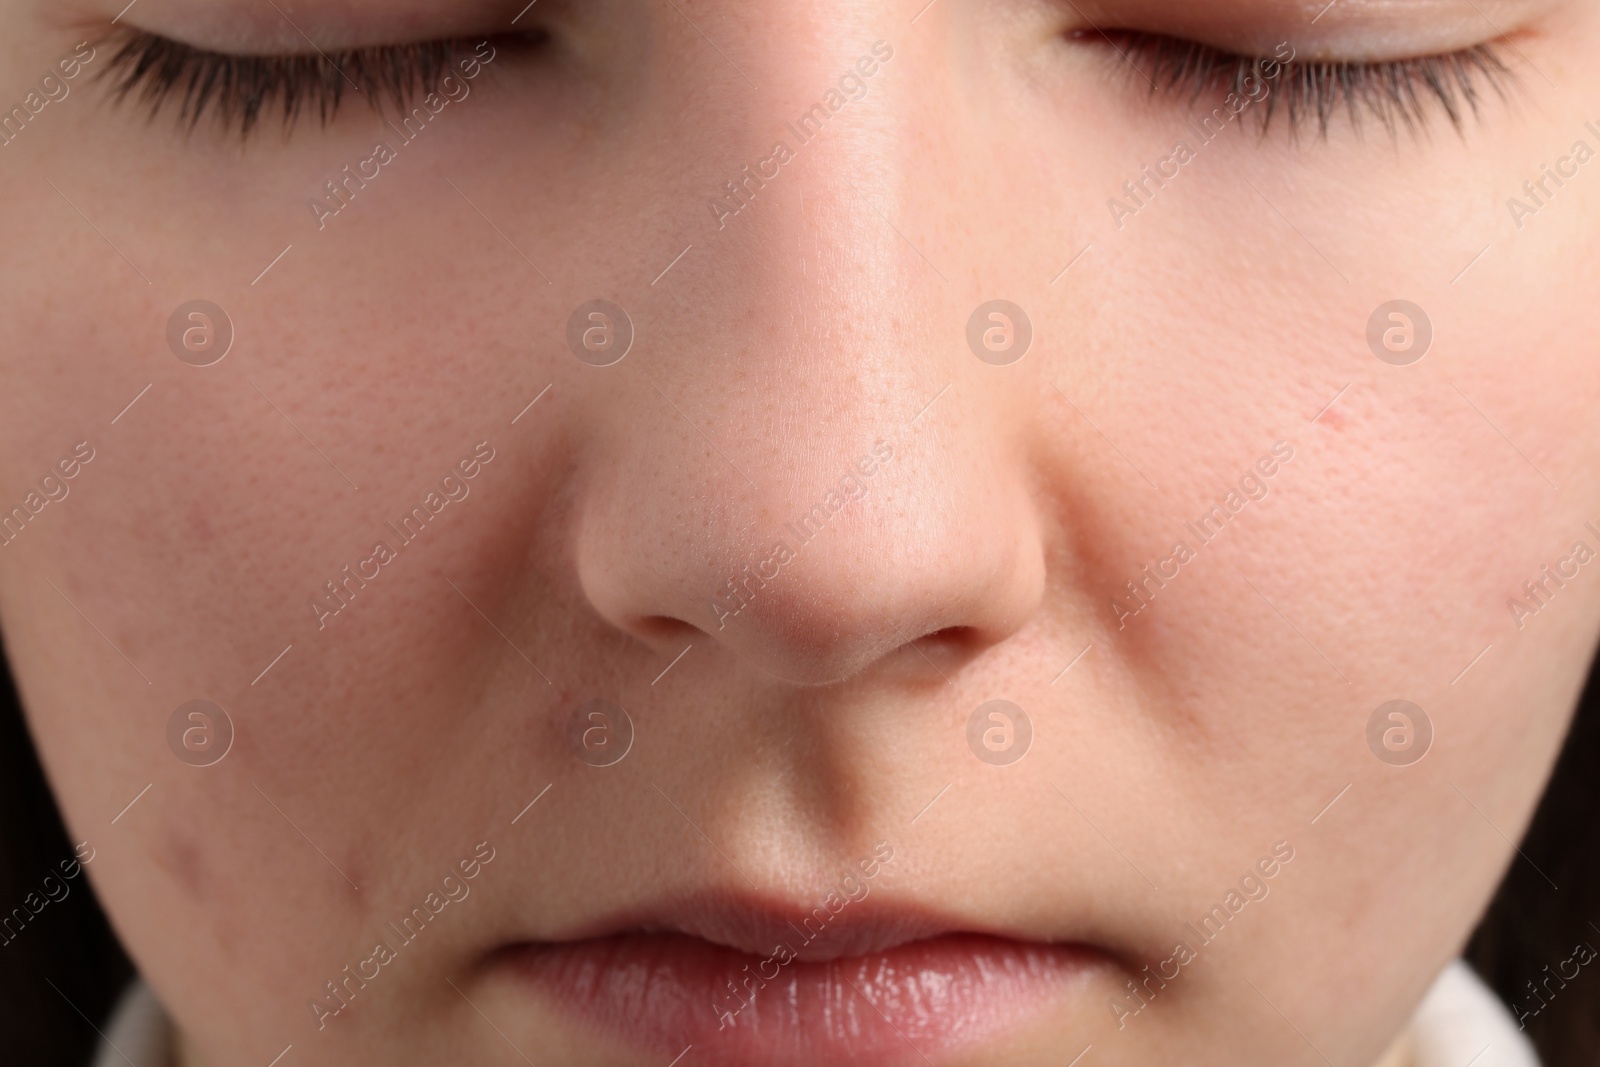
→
(97, 29, 534, 137)
(1082, 30, 1518, 137)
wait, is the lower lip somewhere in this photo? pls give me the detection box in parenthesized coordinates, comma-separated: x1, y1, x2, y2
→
(502, 932, 1098, 1066)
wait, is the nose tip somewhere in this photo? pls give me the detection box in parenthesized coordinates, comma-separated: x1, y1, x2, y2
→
(575, 432, 1047, 687)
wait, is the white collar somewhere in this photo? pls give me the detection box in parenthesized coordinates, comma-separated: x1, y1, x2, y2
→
(92, 958, 1539, 1067)
(1407, 960, 1540, 1067)
(93, 981, 172, 1067)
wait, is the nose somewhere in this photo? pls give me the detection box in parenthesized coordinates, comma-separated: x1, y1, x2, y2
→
(570, 27, 1046, 687)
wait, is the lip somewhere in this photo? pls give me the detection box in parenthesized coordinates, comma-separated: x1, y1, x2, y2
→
(492, 893, 1107, 1066)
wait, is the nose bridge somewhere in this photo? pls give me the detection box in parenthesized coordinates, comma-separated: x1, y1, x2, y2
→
(712, 31, 909, 233)
(569, 12, 1043, 685)
(692, 32, 940, 430)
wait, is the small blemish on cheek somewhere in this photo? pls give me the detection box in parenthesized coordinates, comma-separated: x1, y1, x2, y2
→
(154, 829, 209, 900)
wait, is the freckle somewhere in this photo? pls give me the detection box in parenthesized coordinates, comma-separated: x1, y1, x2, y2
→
(155, 830, 208, 899)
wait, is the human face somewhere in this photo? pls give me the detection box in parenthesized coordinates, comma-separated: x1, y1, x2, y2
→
(2, 1, 1598, 1064)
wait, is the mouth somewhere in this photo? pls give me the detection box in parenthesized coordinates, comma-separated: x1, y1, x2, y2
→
(491, 892, 1109, 1066)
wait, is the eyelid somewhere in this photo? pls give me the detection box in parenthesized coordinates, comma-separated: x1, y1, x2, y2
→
(1091, 31, 1518, 137)
(98, 29, 508, 136)
(89, 0, 521, 55)
(1064, 0, 1552, 64)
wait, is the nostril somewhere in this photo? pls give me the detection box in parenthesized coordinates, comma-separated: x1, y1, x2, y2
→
(575, 449, 1046, 686)
(919, 625, 980, 648)
(905, 625, 985, 672)
(636, 615, 706, 646)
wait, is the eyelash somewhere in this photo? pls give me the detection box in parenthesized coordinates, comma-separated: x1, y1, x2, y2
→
(1095, 31, 1517, 137)
(100, 26, 1516, 140)
(100, 30, 521, 137)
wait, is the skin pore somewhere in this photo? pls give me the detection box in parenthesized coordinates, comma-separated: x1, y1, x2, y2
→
(1, 0, 1599, 1064)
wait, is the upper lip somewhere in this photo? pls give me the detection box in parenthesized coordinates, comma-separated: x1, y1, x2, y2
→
(525, 888, 1032, 963)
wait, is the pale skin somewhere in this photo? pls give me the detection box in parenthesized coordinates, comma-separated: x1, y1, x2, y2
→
(1, 0, 1597, 1064)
